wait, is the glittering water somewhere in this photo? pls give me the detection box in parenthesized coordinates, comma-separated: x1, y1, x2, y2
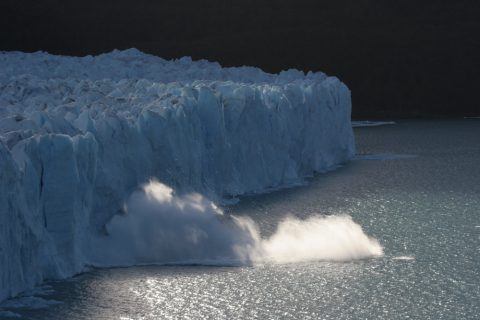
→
(2, 120, 479, 319)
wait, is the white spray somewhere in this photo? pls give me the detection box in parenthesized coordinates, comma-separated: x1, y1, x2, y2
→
(91, 181, 383, 267)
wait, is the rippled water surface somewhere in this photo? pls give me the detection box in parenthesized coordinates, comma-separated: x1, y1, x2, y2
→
(2, 120, 480, 319)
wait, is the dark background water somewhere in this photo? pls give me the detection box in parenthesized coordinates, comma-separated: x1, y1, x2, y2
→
(1, 1, 478, 118)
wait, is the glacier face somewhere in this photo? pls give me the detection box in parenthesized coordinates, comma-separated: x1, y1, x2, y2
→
(0, 49, 354, 301)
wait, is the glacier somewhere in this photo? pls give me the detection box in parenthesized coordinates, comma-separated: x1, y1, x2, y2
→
(0, 49, 354, 301)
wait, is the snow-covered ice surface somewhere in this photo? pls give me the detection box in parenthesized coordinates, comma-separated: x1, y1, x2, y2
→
(0, 49, 354, 301)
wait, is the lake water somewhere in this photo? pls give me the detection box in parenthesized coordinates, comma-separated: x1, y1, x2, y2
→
(1, 120, 479, 319)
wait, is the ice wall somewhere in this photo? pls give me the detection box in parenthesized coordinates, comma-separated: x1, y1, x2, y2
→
(0, 49, 354, 301)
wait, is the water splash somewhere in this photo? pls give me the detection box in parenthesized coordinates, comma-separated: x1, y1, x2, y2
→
(257, 215, 383, 264)
(91, 181, 383, 267)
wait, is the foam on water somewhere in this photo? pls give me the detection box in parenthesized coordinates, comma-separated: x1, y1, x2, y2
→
(90, 181, 383, 267)
(392, 256, 415, 261)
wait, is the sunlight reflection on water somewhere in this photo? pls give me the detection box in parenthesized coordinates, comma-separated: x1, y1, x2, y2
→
(3, 120, 479, 320)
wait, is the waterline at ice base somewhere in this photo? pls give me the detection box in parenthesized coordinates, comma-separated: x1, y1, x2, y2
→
(0, 49, 363, 302)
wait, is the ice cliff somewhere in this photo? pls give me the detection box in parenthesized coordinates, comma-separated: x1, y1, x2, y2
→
(0, 49, 354, 301)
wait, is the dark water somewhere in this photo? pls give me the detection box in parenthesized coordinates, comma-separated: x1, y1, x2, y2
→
(2, 120, 479, 319)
